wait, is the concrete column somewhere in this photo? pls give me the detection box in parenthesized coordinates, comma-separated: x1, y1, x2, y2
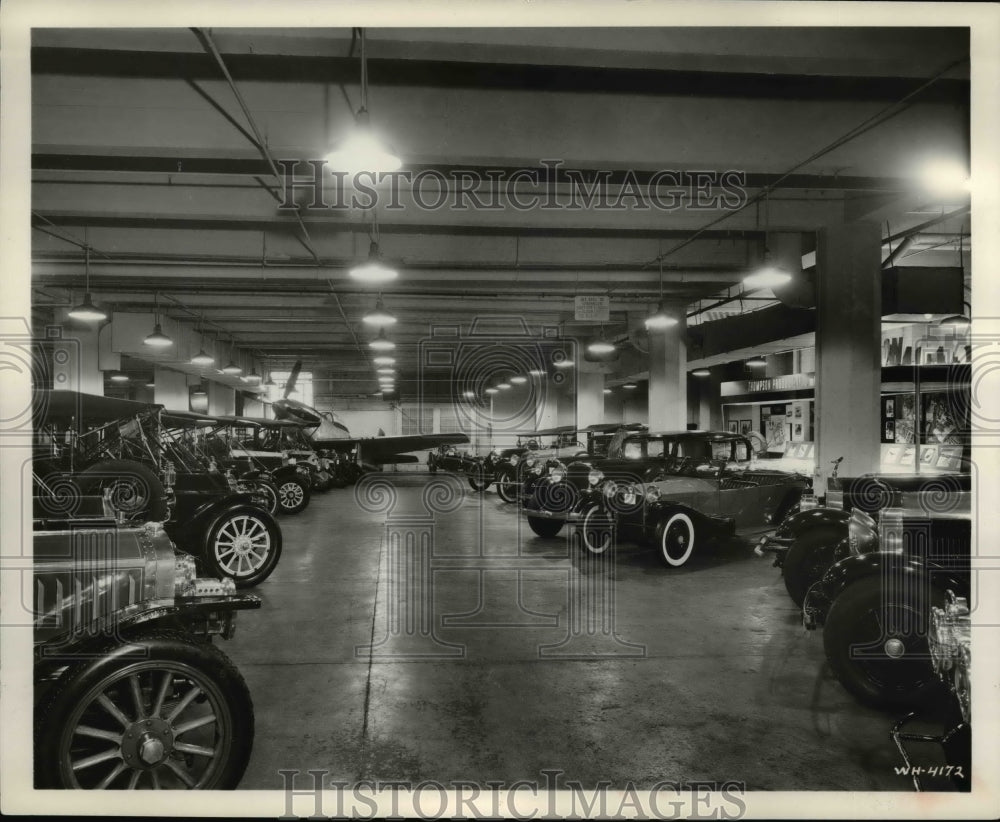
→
(153, 367, 189, 410)
(431, 406, 441, 434)
(647, 314, 687, 431)
(695, 373, 723, 431)
(575, 369, 605, 429)
(208, 381, 236, 416)
(815, 222, 881, 489)
(53, 310, 104, 394)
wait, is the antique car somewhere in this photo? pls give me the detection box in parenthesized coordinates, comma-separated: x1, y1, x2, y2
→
(247, 418, 340, 492)
(567, 441, 810, 565)
(33, 494, 260, 789)
(160, 411, 280, 517)
(33, 391, 283, 588)
(186, 414, 314, 515)
(890, 590, 971, 791)
(511, 423, 648, 504)
(522, 430, 790, 539)
(802, 506, 971, 709)
(756, 471, 972, 605)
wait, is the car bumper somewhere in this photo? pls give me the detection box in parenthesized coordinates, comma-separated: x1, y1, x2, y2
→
(754, 533, 794, 566)
(801, 583, 831, 631)
(522, 508, 584, 524)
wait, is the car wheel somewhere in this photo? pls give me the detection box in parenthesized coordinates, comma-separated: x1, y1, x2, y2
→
(35, 632, 253, 789)
(467, 469, 491, 492)
(276, 477, 310, 514)
(255, 480, 279, 516)
(581, 505, 614, 554)
(205, 508, 282, 587)
(76, 459, 169, 521)
(657, 511, 696, 567)
(822, 576, 946, 710)
(495, 469, 518, 503)
(782, 526, 843, 606)
(527, 516, 563, 538)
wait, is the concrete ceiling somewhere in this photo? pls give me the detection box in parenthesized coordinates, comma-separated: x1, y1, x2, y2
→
(29, 26, 971, 402)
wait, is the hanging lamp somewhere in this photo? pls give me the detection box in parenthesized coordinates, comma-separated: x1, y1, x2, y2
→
(67, 246, 108, 322)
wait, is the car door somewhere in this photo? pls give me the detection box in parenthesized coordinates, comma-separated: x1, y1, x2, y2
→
(716, 438, 765, 529)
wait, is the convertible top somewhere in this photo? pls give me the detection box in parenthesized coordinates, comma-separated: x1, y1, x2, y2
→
(586, 422, 647, 433)
(34, 390, 161, 426)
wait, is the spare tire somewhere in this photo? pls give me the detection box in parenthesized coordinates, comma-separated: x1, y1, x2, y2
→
(76, 459, 169, 521)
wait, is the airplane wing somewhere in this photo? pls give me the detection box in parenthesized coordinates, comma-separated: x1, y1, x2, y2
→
(313, 432, 469, 465)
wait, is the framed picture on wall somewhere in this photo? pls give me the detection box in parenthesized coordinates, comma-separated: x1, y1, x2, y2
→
(728, 421, 739, 433)
(739, 420, 753, 435)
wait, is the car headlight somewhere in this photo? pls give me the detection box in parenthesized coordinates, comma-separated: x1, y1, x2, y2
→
(549, 468, 566, 483)
(848, 508, 879, 555)
(525, 457, 536, 468)
(645, 485, 661, 503)
(531, 465, 543, 475)
(162, 460, 176, 489)
(509, 454, 520, 466)
(603, 480, 619, 499)
(588, 469, 604, 486)
(173, 554, 198, 596)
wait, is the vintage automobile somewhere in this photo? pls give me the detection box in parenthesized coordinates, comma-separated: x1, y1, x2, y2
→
(802, 506, 971, 709)
(756, 471, 972, 605)
(33, 494, 260, 789)
(160, 411, 281, 517)
(186, 414, 314, 515)
(250, 418, 340, 492)
(512, 423, 648, 504)
(33, 391, 283, 588)
(890, 590, 971, 791)
(567, 441, 810, 565)
(522, 430, 793, 540)
(427, 427, 581, 495)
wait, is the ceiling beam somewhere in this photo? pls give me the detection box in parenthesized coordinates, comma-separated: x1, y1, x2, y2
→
(31, 47, 969, 104)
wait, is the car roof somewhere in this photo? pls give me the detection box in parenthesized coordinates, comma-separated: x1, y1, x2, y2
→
(640, 430, 743, 440)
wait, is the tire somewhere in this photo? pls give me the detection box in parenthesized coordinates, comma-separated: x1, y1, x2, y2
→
(77, 459, 169, 521)
(254, 480, 279, 516)
(782, 526, 843, 606)
(467, 468, 491, 492)
(581, 505, 614, 554)
(656, 511, 696, 567)
(822, 576, 946, 710)
(35, 631, 253, 790)
(527, 516, 563, 538)
(203, 507, 282, 588)
(275, 477, 310, 514)
(495, 468, 518, 504)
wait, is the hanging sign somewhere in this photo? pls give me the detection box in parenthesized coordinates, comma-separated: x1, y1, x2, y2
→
(575, 295, 610, 322)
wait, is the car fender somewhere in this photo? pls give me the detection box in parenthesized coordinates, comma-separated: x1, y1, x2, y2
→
(165, 493, 257, 549)
(813, 551, 969, 623)
(776, 507, 850, 539)
(644, 499, 722, 540)
(270, 465, 303, 484)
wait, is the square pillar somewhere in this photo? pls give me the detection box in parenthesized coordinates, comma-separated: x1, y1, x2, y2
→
(815, 221, 882, 489)
(575, 370, 605, 429)
(53, 310, 104, 395)
(647, 316, 687, 431)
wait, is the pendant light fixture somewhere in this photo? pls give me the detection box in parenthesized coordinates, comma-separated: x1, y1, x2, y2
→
(109, 371, 129, 382)
(743, 188, 792, 290)
(645, 259, 679, 330)
(373, 356, 395, 366)
(350, 221, 398, 283)
(623, 382, 638, 390)
(692, 368, 711, 377)
(746, 355, 767, 368)
(221, 336, 242, 375)
(143, 292, 173, 348)
(587, 326, 617, 355)
(67, 246, 108, 322)
(190, 317, 214, 366)
(325, 28, 402, 175)
(369, 328, 396, 351)
(510, 376, 527, 384)
(363, 294, 396, 326)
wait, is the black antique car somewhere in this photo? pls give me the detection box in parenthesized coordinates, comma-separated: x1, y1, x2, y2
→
(228, 417, 340, 493)
(33, 391, 283, 588)
(756, 471, 972, 605)
(499, 423, 648, 504)
(188, 414, 314, 515)
(802, 506, 971, 710)
(565, 438, 809, 566)
(522, 430, 799, 540)
(33, 494, 260, 789)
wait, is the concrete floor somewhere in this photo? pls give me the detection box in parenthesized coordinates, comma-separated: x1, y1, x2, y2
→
(225, 472, 924, 791)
